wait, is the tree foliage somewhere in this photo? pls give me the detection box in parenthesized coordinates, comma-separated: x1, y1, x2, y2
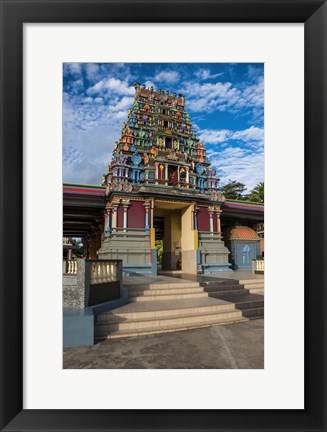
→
(249, 182, 264, 203)
(155, 240, 163, 263)
(221, 180, 247, 200)
(70, 237, 84, 258)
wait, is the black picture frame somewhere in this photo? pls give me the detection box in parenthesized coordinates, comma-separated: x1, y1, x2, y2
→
(0, 1, 326, 431)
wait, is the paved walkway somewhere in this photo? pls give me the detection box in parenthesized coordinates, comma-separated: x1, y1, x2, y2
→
(63, 318, 264, 369)
(209, 270, 264, 281)
(158, 270, 264, 282)
(123, 272, 263, 289)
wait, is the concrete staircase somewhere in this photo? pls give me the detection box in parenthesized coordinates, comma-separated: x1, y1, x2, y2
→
(239, 278, 264, 294)
(199, 279, 264, 319)
(128, 280, 208, 302)
(94, 277, 247, 340)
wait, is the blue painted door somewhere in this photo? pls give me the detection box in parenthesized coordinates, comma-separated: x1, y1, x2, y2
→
(234, 243, 257, 269)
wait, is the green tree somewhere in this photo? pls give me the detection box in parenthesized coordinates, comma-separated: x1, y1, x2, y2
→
(155, 240, 163, 263)
(249, 182, 264, 203)
(70, 238, 84, 258)
(221, 180, 247, 200)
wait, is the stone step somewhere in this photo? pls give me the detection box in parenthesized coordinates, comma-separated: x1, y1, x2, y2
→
(95, 308, 243, 333)
(128, 286, 205, 296)
(241, 307, 264, 318)
(199, 279, 241, 287)
(126, 281, 200, 291)
(203, 284, 245, 293)
(209, 289, 250, 300)
(249, 289, 264, 295)
(243, 282, 264, 288)
(129, 292, 208, 302)
(243, 282, 264, 294)
(235, 299, 264, 310)
(97, 298, 235, 322)
(239, 279, 264, 286)
(95, 313, 248, 340)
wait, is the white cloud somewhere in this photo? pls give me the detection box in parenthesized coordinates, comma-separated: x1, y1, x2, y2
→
(199, 126, 264, 146)
(210, 146, 264, 191)
(183, 76, 264, 123)
(63, 146, 85, 165)
(199, 129, 231, 144)
(236, 77, 264, 110)
(109, 96, 134, 112)
(185, 81, 241, 113)
(85, 63, 100, 82)
(232, 126, 263, 142)
(82, 97, 93, 104)
(87, 77, 134, 96)
(199, 126, 264, 190)
(194, 69, 224, 80)
(63, 122, 121, 184)
(64, 159, 107, 185)
(111, 111, 128, 121)
(154, 71, 180, 83)
(64, 63, 82, 76)
(247, 65, 263, 80)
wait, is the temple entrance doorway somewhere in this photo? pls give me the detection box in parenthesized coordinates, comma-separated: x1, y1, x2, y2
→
(153, 210, 181, 271)
(153, 216, 164, 271)
(153, 200, 198, 274)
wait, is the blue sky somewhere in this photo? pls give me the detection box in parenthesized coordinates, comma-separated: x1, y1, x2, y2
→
(63, 63, 264, 191)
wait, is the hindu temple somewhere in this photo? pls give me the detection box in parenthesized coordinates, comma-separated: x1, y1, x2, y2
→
(97, 83, 241, 275)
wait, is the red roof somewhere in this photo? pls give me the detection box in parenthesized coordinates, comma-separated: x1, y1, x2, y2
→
(223, 226, 260, 240)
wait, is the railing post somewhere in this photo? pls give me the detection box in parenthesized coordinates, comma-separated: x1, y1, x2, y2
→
(122, 199, 130, 233)
(216, 208, 222, 237)
(105, 205, 112, 235)
(208, 206, 214, 236)
(144, 200, 151, 233)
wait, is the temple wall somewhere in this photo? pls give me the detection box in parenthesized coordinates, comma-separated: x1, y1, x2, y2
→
(117, 205, 124, 228)
(128, 201, 145, 228)
(198, 207, 210, 231)
(198, 206, 217, 232)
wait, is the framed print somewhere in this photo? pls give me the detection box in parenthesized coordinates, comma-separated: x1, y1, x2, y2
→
(0, 0, 326, 431)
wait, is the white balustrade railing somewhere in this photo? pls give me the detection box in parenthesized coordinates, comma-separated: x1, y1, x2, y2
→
(90, 261, 118, 284)
(252, 259, 264, 273)
(65, 260, 78, 274)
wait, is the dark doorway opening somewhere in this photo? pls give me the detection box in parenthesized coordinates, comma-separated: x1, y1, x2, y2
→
(154, 217, 164, 267)
(165, 137, 172, 148)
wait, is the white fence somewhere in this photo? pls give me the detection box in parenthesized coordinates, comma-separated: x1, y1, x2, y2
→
(63, 260, 78, 274)
(252, 259, 264, 273)
(90, 261, 119, 284)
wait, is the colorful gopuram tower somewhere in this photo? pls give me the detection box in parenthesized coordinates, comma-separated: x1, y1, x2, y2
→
(97, 83, 232, 275)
